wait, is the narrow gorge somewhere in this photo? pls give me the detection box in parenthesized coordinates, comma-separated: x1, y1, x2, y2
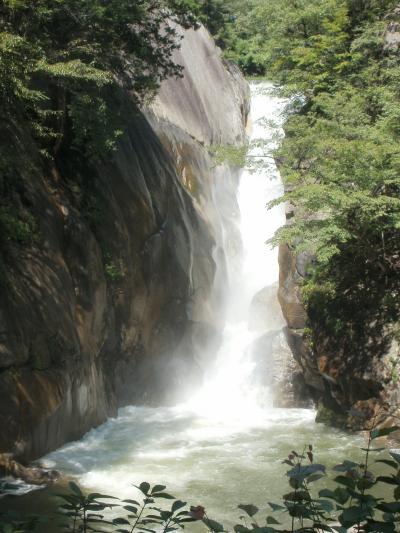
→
(1, 2, 400, 531)
(1, 72, 363, 529)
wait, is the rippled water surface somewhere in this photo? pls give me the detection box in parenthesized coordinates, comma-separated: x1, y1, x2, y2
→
(40, 405, 363, 527)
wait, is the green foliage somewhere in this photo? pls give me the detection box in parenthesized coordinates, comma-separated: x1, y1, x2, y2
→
(104, 261, 123, 283)
(0, 206, 37, 246)
(195, 0, 235, 45)
(210, 144, 248, 168)
(53, 481, 200, 532)
(100, 247, 123, 283)
(223, 0, 400, 357)
(0, 0, 200, 163)
(215, 0, 398, 77)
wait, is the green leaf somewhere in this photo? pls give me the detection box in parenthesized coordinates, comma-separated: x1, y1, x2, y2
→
(202, 517, 225, 532)
(160, 510, 172, 521)
(366, 521, 396, 532)
(340, 506, 369, 526)
(138, 482, 151, 495)
(87, 492, 118, 500)
(319, 489, 335, 499)
(151, 485, 167, 494)
(171, 500, 186, 513)
(268, 502, 285, 511)
(308, 473, 325, 483)
(123, 499, 140, 506)
(371, 427, 399, 440)
(375, 460, 399, 469)
(234, 526, 250, 533)
(238, 504, 259, 517)
(376, 476, 398, 485)
(283, 490, 311, 502)
(334, 475, 357, 489)
(68, 481, 83, 496)
(123, 506, 138, 514)
(377, 502, 400, 513)
(317, 499, 335, 512)
(266, 516, 280, 524)
(333, 460, 359, 472)
(113, 518, 130, 525)
(357, 477, 375, 490)
(287, 464, 326, 481)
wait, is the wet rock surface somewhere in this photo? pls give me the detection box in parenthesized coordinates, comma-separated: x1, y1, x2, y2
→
(0, 454, 59, 486)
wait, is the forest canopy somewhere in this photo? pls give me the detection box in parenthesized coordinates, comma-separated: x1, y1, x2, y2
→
(212, 0, 400, 350)
(0, 0, 201, 164)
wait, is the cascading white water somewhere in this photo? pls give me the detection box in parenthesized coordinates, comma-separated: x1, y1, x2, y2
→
(184, 83, 287, 421)
(36, 83, 362, 525)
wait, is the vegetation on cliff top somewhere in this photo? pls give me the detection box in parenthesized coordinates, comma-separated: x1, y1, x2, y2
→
(0, 0, 200, 163)
(263, 1, 400, 351)
(0, 0, 203, 267)
(208, 0, 400, 367)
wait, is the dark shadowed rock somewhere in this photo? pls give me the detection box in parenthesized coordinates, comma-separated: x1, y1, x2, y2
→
(0, 25, 249, 462)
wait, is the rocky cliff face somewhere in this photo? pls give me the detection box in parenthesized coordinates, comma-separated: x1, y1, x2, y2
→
(278, 11, 400, 429)
(279, 192, 400, 430)
(0, 26, 249, 461)
(280, 226, 400, 429)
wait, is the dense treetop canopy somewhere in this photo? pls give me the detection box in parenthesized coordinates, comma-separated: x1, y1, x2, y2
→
(0, 0, 202, 164)
(218, 0, 400, 347)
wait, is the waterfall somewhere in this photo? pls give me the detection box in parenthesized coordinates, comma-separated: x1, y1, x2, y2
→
(185, 82, 287, 421)
(38, 83, 361, 524)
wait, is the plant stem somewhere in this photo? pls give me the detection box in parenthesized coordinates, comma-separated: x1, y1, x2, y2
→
(83, 507, 87, 533)
(130, 501, 147, 533)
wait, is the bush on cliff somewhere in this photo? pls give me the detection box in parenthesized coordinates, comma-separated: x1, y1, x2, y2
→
(0, 0, 200, 165)
(221, 0, 400, 366)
